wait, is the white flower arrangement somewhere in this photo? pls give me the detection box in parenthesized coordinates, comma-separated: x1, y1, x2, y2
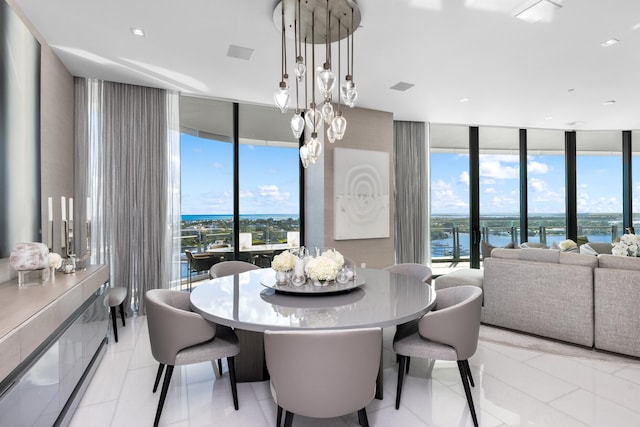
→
(271, 250, 297, 271)
(612, 233, 640, 257)
(321, 249, 344, 267)
(304, 250, 344, 282)
(49, 252, 63, 269)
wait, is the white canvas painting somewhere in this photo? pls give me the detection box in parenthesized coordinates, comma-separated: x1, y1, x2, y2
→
(334, 148, 390, 240)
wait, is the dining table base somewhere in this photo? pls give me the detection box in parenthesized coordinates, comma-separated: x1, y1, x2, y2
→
(234, 329, 269, 383)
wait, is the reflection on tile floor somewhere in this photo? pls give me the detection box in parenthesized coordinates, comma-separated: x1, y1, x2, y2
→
(70, 315, 640, 426)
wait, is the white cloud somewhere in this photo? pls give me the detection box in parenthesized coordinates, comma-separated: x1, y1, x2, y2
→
(485, 187, 496, 193)
(529, 178, 547, 192)
(458, 171, 470, 185)
(431, 179, 468, 213)
(528, 161, 549, 174)
(258, 184, 290, 202)
(480, 160, 519, 179)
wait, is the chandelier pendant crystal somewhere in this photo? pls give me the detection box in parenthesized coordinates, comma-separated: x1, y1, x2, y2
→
(290, 110, 305, 138)
(273, 0, 361, 167)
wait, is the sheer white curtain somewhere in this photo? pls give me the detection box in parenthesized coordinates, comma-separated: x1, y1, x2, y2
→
(75, 78, 181, 315)
(393, 121, 427, 264)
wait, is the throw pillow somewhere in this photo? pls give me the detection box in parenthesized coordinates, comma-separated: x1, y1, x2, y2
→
(482, 241, 515, 259)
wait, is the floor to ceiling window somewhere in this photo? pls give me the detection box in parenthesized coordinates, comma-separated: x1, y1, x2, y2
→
(179, 96, 302, 279)
(238, 103, 301, 266)
(428, 126, 633, 268)
(478, 127, 520, 249)
(429, 124, 470, 266)
(576, 131, 623, 243)
(632, 130, 640, 229)
(527, 129, 566, 245)
(180, 97, 234, 267)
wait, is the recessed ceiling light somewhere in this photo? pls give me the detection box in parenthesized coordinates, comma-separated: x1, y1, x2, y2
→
(390, 82, 415, 92)
(130, 27, 145, 37)
(544, 116, 553, 120)
(227, 45, 254, 61)
(459, 97, 470, 103)
(515, 0, 562, 24)
(602, 100, 616, 106)
(600, 38, 619, 47)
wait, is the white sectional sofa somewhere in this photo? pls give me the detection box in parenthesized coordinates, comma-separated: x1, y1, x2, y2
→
(482, 248, 597, 348)
(435, 248, 640, 358)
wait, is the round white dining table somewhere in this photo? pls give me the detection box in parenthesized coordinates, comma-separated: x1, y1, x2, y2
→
(190, 267, 436, 331)
(189, 267, 436, 397)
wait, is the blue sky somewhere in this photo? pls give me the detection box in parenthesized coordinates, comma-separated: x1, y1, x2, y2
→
(182, 133, 633, 217)
(181, 133, 299, 215)
(431, 152, 624, 215)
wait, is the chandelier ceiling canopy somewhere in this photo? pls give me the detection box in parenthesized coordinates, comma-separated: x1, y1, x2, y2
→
(273, 0, 361, 168)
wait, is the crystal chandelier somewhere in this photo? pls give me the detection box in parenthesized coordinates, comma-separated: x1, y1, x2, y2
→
(273, 0, 361, 168)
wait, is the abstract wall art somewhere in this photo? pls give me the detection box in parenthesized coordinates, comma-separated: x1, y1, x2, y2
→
(334, 147, 389, 240)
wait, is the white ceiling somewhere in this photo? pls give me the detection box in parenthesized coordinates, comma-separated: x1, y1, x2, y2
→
(13, 0, 640, 131)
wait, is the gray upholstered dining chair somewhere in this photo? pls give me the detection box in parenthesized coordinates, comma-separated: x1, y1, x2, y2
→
(209, 260, 261, 279)
(393, 285, 482, 427)
(145, 289, 240, 427)
(264, 328, 382, 427)
(383, 262, 433, 284)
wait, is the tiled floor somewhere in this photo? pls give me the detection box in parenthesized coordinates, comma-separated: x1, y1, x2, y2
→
(70, 315, 640, 427)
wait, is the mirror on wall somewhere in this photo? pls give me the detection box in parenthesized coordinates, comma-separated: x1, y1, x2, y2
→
(0, 1, 42, 258)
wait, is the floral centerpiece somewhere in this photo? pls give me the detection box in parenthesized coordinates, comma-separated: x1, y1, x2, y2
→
(612, 233, 640, 257)
(271, 250, 297, 284)
(272, 250, 297, 271)
(304, 249, 344, 285)
(49, 252, 63, 270)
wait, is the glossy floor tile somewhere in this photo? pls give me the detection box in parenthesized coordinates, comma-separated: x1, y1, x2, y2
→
(70, 316, 640, 426)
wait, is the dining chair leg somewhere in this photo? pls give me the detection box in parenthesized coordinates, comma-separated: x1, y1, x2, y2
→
(283, 410, 294, 427)
(154, 365, 174, 427)
(217, 359, 223, 376)
(463, 359, 475, 387)
(357, 408, 369, 427)
(406, 356, 411, 373)
(110, 306, 119, 343)
(396, 355, 407, 410)
(228, 356, 239, 410)
(276, 405, 283, 427)
(457, 361, 478, 427)
(119, 302, 126, 327)
(153, 364, 165, 393)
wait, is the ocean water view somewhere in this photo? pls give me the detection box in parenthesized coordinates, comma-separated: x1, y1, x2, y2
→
(182, 214, 299, 222)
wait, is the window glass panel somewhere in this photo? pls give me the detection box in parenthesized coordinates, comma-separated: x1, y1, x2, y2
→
(478, 127, 520, 253)
(430, 124, 470, 265)
(238, 103, 300, 266)
(180, 97, 234, 281)
(576, 131, 622, 243)
(633, 130, 640, 230)
(527, 129, 566, 245)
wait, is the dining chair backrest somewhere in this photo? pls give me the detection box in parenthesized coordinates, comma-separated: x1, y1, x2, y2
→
(209, 260, 260, 279)
(418, 285, 482, 360)
(264, 328, 382, 419)
(145, 289, 217, 365)
(384, 262, 433, 284)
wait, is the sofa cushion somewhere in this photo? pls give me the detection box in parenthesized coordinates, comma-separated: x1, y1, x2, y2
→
(559, 252, 598, 268)
(490, 248, 521, 260)
(434, 268, 483, 290)
(482, 241, 515, 259)
(519, 248, 560, 263)
(597, 254, 640, 271)
(520, 242, 548, 249)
